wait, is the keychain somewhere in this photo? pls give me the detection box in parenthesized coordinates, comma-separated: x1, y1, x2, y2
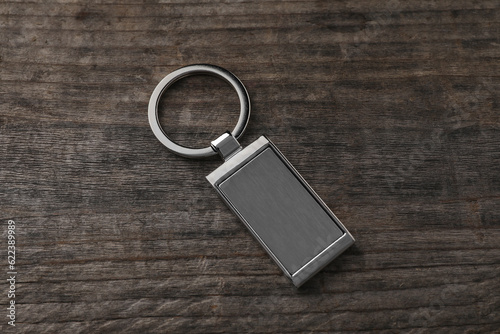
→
(148, 64, 354, 287)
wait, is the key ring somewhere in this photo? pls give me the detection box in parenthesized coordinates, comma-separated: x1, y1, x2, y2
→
(148, 63, 355, 287)
(148, 64, 251, 158)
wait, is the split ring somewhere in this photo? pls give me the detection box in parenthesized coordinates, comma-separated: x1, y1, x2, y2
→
(148, 64, 251, 158)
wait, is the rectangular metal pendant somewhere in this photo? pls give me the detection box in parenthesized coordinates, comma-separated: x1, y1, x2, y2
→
(207, 135, 354, 287)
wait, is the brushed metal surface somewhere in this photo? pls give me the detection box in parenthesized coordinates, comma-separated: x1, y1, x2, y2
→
(207, 136, 354, 287)
(219, 148, 344, 274)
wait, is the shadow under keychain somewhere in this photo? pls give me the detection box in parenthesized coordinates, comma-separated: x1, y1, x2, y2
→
(148, 64, 354, 287)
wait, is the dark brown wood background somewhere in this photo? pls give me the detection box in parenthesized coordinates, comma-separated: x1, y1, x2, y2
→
(1, 0, 499, 333)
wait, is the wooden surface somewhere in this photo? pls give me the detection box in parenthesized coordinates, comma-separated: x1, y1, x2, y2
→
(1, 0, 499, 333)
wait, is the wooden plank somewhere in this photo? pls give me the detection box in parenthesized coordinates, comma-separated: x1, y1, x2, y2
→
(0, 0, 499, 332)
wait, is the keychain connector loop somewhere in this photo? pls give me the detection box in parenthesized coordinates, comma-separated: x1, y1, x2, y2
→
(211, 132, 242, 161)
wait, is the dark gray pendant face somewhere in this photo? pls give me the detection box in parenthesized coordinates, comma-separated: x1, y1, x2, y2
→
(207, 136, 354, 287)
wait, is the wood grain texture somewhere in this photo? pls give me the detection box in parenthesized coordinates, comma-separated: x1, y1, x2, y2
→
(1, 0, 499, 333)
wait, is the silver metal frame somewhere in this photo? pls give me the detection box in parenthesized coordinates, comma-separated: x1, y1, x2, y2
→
(148, 64, 251, 158)
(207, 136, 355, 287)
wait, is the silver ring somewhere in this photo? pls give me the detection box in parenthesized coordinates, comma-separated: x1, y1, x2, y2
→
(148, 64, 251, 158)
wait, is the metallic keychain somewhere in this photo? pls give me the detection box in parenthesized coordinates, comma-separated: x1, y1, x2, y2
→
(148, 64, 354, 287)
